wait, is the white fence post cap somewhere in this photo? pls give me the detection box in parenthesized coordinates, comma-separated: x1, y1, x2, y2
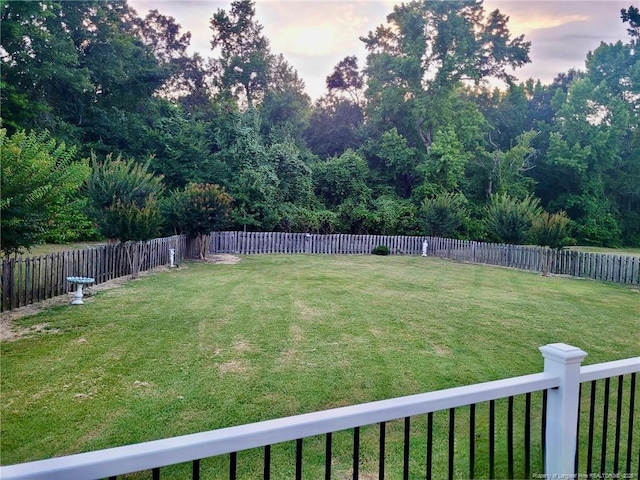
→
(539, 343, 587, 364)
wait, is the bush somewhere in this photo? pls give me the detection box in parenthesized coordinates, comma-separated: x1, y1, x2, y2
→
(0, 129, 90, 256)
(372, 245, 390, 255)
(530, 210, 573, 249)
(420, 191, 469, 238)
(485, 193, 542, 244)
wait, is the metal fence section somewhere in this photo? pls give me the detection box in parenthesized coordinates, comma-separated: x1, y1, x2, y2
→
(1, 344, 637, 480)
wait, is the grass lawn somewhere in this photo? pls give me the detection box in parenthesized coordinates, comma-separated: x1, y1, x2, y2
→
(14, 241, 107, 257)
(1, 255, 639, 478)
(567, 245, 640, 257)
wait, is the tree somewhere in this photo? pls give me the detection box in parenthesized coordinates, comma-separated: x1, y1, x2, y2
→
(163, 183, 233, 258)
(86, 154, 164, 275)
(305, 95, 364, 159)
(312, 150, 371, 209)
(0, 129, 90, 256)
(362, 0, 530, 155)
(210, 0, 273, 108)
(260, 54, 311, 142)
(0, 1, 92, 136)
(621, 6, 640, 39)
(326, 56, 365, 106)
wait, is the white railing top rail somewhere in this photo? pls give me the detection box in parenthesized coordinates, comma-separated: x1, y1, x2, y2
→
(0, 371, 559, 480)
(580, 356, 640, 383)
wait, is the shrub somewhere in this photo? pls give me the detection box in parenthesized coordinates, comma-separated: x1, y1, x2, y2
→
(485, 193, 542, 244)
(372, 245, 390, 255)
(0, 129, 90, 256)
(530, 210, 573, 249)
(420, 191, 469, 238)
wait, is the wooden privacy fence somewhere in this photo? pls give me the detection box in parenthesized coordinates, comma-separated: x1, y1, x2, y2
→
(3, 232, 638, 312)
(209, 231, 428, 256)
(0, 235, 195, 312)
(208, 231, 640, 286)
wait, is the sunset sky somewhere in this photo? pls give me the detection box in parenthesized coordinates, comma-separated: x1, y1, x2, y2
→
(128, 0, 633, 100)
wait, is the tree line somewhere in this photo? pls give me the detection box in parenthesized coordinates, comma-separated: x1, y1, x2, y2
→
(2, 0, 639, 256)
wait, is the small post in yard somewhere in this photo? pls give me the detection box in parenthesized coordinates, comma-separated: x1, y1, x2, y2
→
(169, 248, 176, 268)
(422, 240, 428, 257)
(539, 343, 588, 478)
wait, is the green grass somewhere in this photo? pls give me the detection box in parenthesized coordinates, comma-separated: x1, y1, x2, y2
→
(16, 241, 107, 257)
(567, 245, 640, 257)
(1, 255, 639, 478)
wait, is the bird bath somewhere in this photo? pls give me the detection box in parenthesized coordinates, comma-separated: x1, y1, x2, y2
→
(67, 276, 95, 305)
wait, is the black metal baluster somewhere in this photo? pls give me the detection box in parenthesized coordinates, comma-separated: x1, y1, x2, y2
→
(426, 412, 433, 480)
(325, 433, 332, 480)
(508, 396, 514, 479)
(404, 417, 410, 480)
(296, 438, 303, 480)
(575, 384, 582, 474)
(152, 467, 160, 480)
(192, 459, 200, 480)
(379, 422, 386, 480)
(229, 452, 237, 480)
(525, 392, 531, 478)
(614, 375, 624, 474)
(353, 427, 360, 480)
(542, 390, 547, 472)
(448, 408, 455, 480)
(469, 403, 476, 480)
(601, 377, 611, 476)
(264, 445, 271, 480)
(626, 373, 636, 475)
(489, 400, 495, 479)
(587, 381, 597, 476)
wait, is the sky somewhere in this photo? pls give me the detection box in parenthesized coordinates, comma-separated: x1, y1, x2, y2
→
(128, 0, 632, 100)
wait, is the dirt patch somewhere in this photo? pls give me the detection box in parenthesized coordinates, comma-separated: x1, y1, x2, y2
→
(0, 266, 170, 342)
(233, 339, 252, 353)
(198, 254, 241, 265)
(217, 360, 250, 375)
(432, 344, 451, 356)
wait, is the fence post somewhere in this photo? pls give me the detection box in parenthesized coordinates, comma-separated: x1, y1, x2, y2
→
(539, 343, 587, 478)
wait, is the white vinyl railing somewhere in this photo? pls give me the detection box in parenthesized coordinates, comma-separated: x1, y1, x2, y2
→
(1, 344, 638, 480)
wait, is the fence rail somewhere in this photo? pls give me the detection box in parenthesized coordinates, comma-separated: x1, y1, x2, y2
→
(209, 232, 640, 286)
(1, 344, 637, 480)
(0, 235, 195, 312)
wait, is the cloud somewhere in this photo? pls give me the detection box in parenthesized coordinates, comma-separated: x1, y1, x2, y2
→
(258, 2, 385, 57)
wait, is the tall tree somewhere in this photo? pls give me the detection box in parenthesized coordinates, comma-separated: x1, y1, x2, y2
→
(260, 54, 311, 143)
(0, 1, 92, 136)
(360, 0, 530, 197)
(362, 0, 530, 152)
(326, 56, 365, 106)
(210, 0, 272, 109)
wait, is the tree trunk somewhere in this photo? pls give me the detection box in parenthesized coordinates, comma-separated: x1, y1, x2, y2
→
(198, 233, 208, 260)
(416, 118, 432, 154)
